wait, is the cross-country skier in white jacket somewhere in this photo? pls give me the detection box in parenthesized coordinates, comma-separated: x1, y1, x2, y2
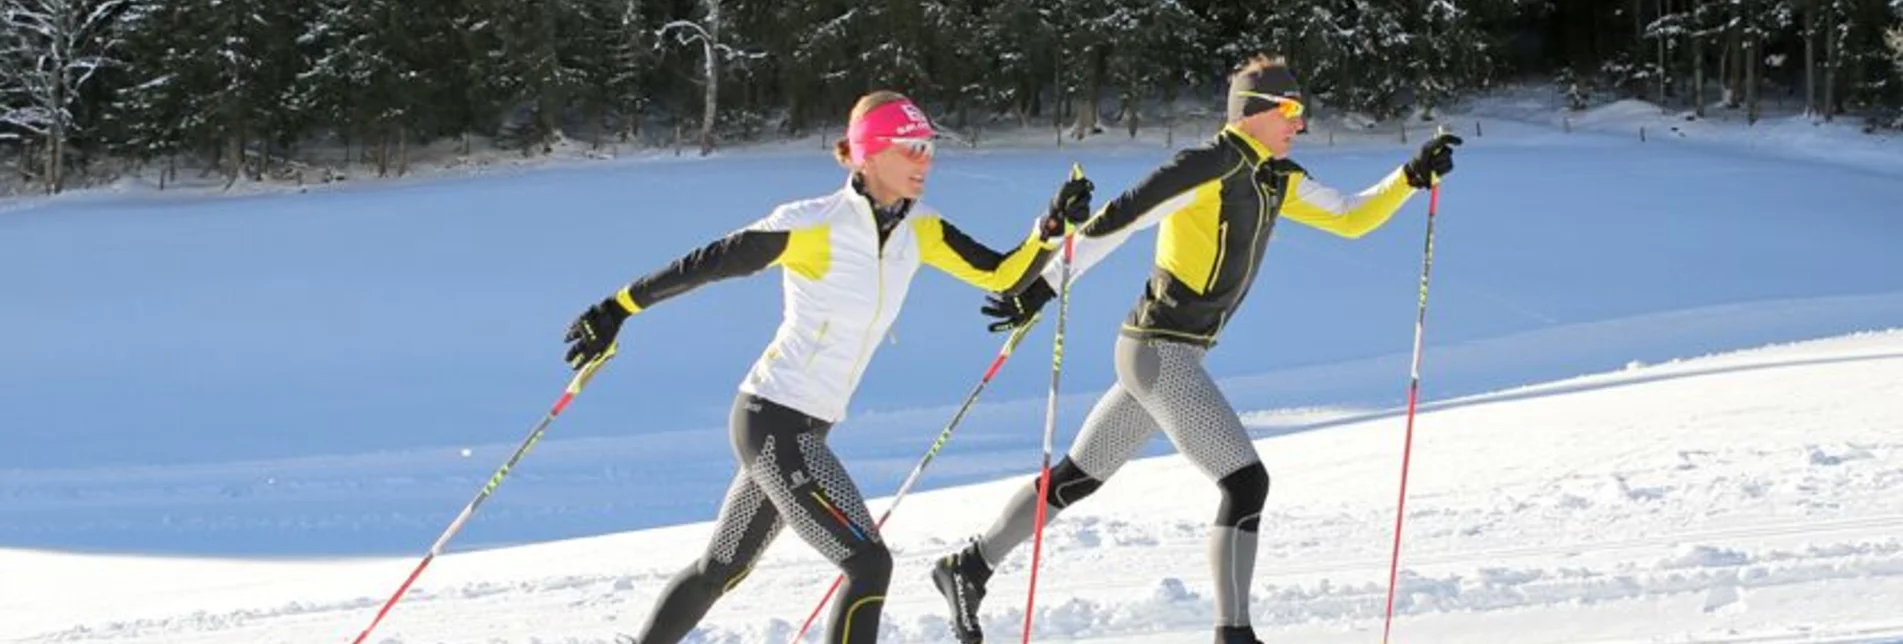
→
(560, 90, 1094, 644)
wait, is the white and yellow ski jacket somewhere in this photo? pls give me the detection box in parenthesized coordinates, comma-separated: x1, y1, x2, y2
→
(610, 181, 1056, 422)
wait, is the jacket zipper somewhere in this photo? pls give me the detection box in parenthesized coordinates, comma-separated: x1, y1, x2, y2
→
(1207, 220, 1229, 294)
(1214, 174, 1273, 337)
(848, 209, 887, 386)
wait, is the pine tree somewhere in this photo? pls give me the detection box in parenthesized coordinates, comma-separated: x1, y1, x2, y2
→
(1055, 0, 1114, 139)
(981, 0, 1057, 127)
(1407, 0, 1493, 120)
(923, 0, 987, 135)
(300, 0, 439, 174)
(1889, 3, 1903, 87)
(853, 1, 933, 95)
(591, 0, 656, 145)
(1278, 0, 1412, 120)
(775, 1, 856, 135)
(108, 0, 192, 170)
(1201, 1, 1271, 65)
(1102, 0, 1206, 137)
(113, 0, 312, 183)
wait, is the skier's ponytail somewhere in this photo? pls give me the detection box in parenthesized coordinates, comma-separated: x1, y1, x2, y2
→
(833, 139, 854, 167)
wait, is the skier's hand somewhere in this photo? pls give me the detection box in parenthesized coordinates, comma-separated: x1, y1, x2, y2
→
(1402, 133, 1463, 189)
(564, 297, 629, 369)
(981, 278, 1056, 333)
(1037, 175, 1095, 241)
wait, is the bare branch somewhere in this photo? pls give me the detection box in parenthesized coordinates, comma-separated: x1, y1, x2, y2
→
(656, 20, 710, 46)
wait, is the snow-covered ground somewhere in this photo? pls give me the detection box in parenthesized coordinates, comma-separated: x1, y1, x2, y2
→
(5, 332, 1901, 643)
(3, 92, 1901, 642)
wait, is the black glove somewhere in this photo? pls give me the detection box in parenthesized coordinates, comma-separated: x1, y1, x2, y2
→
(1037, 176, 1095, 240)
(980, 278, 1057, 333)
(1402, 133, 1463, 189)
(563, 297, 628, 369)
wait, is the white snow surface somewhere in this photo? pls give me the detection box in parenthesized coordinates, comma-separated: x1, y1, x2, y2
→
(5, 332, 1903, 643)
(4, 91, 1903, 643)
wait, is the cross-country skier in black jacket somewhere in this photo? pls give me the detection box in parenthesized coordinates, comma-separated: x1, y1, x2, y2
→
(929, 54, 1462, 644)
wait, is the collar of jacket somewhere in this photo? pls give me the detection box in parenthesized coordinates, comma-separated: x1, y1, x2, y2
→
(1219, 124, 1274, 167)
(846, 175, 913, 238)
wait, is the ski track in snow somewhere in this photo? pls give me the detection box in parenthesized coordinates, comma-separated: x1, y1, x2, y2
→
(10, 333, 1903, 643)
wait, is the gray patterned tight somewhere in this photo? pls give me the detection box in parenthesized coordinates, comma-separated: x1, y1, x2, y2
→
(628, 394, 889, 643)
(974, 335, 1270, 627)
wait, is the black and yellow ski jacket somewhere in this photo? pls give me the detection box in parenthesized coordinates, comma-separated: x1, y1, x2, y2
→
(1045, 125, 1421, 347)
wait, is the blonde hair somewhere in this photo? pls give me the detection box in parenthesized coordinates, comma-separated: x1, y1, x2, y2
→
(834, 90, 911, 167)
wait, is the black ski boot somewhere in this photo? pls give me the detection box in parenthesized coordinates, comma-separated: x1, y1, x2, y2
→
(1217, 625, 1263, 644)
(931, 543, 994, 643)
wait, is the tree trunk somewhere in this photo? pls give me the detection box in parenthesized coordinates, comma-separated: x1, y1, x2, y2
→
(1164, 78, 1178, 147)
(1017, 80, 1033, 128)
(1634, 0, 1645, 49)
(1824, 5, 1837, 121)
(1070, 45, 1102, 141)
(594, 105, 606, 149)
(1725, 17, 1742, 108)
(46, 131, 63, 194)
(47, 103, 65, 194)
(1720, 29, 1735, 108)
(1052, 54, 1064, 143)
(1805, 0, 1818, 116)
(699, 41, 718, 156)
(627, 100, 642, 143)
(1634, 0, 1650, 99)
(1694, 32, 1707, 116)
(698, 0, 721, 157)
(376, 130, 390, 178)
(1126, 85, 1140, 139)
(223, 128, 243, 189)
(1657, 0, 1669, 105)
(47, 42, 67, 194)
(1746, 30, 1760, 124)
(1740, 0, 1757, 122)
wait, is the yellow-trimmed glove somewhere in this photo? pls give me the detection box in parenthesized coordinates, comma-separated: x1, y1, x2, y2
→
(1036, 175, 1094, 241)
(1402, 133, 1463, 189)
(564, 297, 629, 369)
(980, 278, 1056, 333)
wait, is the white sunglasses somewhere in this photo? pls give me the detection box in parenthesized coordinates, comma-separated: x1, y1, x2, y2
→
(885, 137, 936, 159)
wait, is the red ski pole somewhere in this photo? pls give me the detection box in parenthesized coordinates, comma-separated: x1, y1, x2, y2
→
(786, 323, 1037, 643)
(1381, 170, 1444, 644)
(348, 344, 617, 644)
(1022, 163, 1083, 642)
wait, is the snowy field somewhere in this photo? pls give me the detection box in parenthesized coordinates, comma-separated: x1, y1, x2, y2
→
(3, 97, 1902, 642)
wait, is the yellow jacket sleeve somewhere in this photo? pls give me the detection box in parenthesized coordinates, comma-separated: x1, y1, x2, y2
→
(915, 215, 1056, 294)
(1280, 169, 1417, 239)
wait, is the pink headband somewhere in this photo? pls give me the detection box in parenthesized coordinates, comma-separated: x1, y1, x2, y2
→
(848, 99, 935, 165)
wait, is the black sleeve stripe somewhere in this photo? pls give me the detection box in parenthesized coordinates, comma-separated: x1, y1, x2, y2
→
(624, 229, 790, 309)
(937, 219, 1009, 272)
(1082, 144, 1236, 239)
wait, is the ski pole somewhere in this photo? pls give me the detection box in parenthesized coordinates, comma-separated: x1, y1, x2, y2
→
(348, 343, 618, 644)
(786, 321, 1040, 643)
(1022, 163, 1083, 643)
(1381, 144, 1446, 643)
